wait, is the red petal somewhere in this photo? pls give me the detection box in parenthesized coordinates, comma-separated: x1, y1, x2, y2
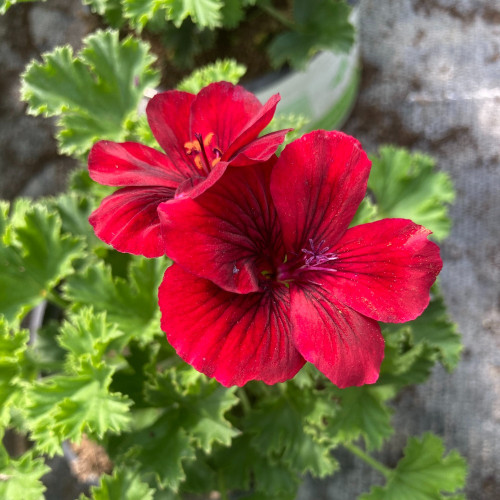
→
(174, 160, 228, 200)
(291, 283, 384, 388)
(326, 219, 442, 323)
(229, 129, 291, 167)
(190, 82, 263, 153)
(89, 186, 174, 257)
(271, 130, 371, 253)
(159, 264, 305, 387)
(146, 90, 197, 175)
(88, 141, 186, 187)
(222, 94, 283, 161)
(159, 160, 283, 294)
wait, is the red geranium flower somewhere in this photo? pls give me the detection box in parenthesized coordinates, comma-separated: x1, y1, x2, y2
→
(157, 131, 443, 388)
(88, 82, 290, 257)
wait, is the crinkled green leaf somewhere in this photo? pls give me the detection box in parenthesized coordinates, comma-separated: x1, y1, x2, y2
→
(124, 0, 161, 30)
(0, 0, 42, 15)
(58, 307, 122, 367)
(145, 369, 240, 453)
(328, 386, 393, 451)
(220, 0, 245, 28)
(379, 327, 436, 388)
(360, 433, 467, 500)
(84, 0, 125, 27)
(0, 206, 84, 322)
(246, 385, 338, 477)
(64, 257, 167, 345)
(409, 286, 462, 371)
(167, 0, 223, 28)
(48, 192, 100, 247)
(111, 412, 195, 490)
(268, 0, 355, 69)
(368, 147, 455, 241)
(0, 318, 29, 426)
(111, 370, 238, 490)
(21, 29, 159, 156)
(26, 358, 132, 456)
(85, 467, 155, 500)
(0, 441, 49, 500)
(177, 58, 246, 93)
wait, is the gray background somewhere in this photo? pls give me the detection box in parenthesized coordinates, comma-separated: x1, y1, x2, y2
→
(1, 1, 499, 499)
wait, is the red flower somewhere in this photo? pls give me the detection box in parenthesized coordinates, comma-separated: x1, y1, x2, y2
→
(88, 82, 290, 257)
(158, 131, 443, 388)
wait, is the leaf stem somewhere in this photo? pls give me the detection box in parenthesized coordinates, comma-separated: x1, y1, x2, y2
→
(260, 4, 295, 30)
(218, 470, 229, 500)
(343, 442, 392, 478)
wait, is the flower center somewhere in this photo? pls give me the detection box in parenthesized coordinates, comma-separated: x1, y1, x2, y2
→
(184, 132, 222, 175)
(275, 239, 339, 283)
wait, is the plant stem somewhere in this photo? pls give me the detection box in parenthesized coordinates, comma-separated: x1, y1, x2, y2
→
(260, 4, 295, 30)
(218, 470, 229, 500)
(343, 442, 393, 478)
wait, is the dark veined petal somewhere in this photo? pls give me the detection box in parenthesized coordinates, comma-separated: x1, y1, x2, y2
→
(325, 219, 443, 323)
(271, 130, 372, 254)
(159, 160, 283, 294)
(89, 186, 175, 257)
(146, 90, 197, 174)
(88, 141, 187, 187)
(173, 160, 229, 200)
(229, 129, 291, 167)
(222, 94, 284, 161)
(159, 264, 305, 387)
(190, 82, 264, 153)
(290, 282, 384, 388)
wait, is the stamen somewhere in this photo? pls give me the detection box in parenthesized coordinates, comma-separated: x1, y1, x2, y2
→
(301, 239, 338, 271)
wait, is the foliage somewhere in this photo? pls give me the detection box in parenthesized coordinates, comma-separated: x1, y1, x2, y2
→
(0, 14, 467, 499)
(268, 0, 355, 69)
(360, 433, 467, 499)
(21, 30, 159, 157)
(368, 147, 455, 241)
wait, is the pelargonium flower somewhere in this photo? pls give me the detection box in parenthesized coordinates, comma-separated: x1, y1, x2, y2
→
(88, 81, 290, 257)
(157, 131, 442, 388)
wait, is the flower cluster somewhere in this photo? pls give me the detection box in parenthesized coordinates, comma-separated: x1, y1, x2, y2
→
(89, 82, 442, 388)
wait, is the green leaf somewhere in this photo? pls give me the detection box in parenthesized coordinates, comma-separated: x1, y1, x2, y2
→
(409, 286, 462, 371)
(58, 307, 123, 367)
(268, 0, 355, 70)
(360, 433, 467, 500)
(350, 197, 379, 227)
(64, 257, 167, 345)
(86, 467, 155, 500)
(263, 112, 309, 151)
(0, 0, 43, 15)
(0, 206, 84, 322)
(21, 29, 159, 156)
(25, 358, 132, 456)
(327, 386, 393, 451)
(246, 385, 338, 477)
(145, 369, 240, 453)
(368, 147, 455, 241)
(0, 441, 49, 500)
(177, 58, 246, 93)
(111, 412, 195, 491)
(0, 318, 29, 427)
(379, 326, 437, 388)
(167, 0, 223, 28)
(124, 0, 162, 30)
(84, 0, 125, 27)
(220, 0, 245, 28)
